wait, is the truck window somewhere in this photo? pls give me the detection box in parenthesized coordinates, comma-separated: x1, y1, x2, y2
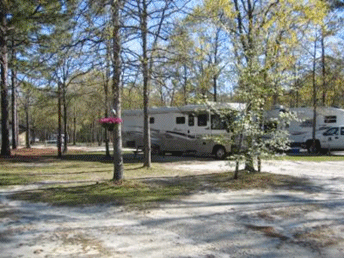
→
(176, 117, 185, 124)
(324, 116, 337, 123)
(188, 115, 194, 126)
(198, 114, 208, 127)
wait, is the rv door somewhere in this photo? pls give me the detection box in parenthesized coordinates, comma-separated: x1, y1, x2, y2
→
(186, 113, 210, 137)
(162, 114, 189, 152)
(187, 114, 196, 138)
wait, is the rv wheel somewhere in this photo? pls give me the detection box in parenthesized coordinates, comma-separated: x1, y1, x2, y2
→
(151, 145, 161, 155)
(306, 140, 321, 154)
(214, 146, 226, 160)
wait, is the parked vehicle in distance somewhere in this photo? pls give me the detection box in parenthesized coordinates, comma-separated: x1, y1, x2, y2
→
(301, 126, 344, 152)
(45, 139, 57, 144)
(265, 105, 344, 148)
(122, 102, 245, 159)
(45, 134, 66, 145)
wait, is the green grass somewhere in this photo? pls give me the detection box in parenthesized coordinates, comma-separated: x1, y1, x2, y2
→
(1, 150, 311, 208)
(0, 160, 113, 186)
(10, 171, 304, 208)
(0, 152, 188, 186)
(0, 161, 182, 186)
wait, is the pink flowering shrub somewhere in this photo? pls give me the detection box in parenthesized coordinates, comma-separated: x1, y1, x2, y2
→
(98, 117, 123, 131)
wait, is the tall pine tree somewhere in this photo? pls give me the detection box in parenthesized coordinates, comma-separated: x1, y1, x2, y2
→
(0, 0, 78, 156)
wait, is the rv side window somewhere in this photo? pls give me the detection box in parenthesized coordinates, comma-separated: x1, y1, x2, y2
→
(150, 117, 155, 124)
(176, 117, 185, 124)
(198, 114, 208, 127)
(324, 116, 336, 123)
(341, 127, 344, 135)
(188, 115, 194, 126)
(211, 114, 226, 130)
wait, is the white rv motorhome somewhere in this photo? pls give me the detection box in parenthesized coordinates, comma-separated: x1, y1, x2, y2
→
(266, 106, 344, 148)
(122, 103, 245, 159)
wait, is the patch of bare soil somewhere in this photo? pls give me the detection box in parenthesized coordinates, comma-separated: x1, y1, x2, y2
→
(0, 147, 88, 164)
(11, 147, 58, 156)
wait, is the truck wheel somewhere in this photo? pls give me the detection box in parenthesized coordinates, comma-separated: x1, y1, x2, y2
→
(214, 146, 226, 160)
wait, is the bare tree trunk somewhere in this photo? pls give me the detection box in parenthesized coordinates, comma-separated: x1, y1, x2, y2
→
(112, 0, 124, 181)
(213, 75, 217, 102)
(98, 126, 102, 146)
(73, 107, 76, 145)
(142, 0, 151, 168)
(213, 28, 220, 102)
(0, 5, 11, 156)
(234, 160, 240, 179)
(183, 64, 188, 105)
(57, 82, 62, 158)
(293, 60, 299, 108)
(104, 38, 111, 158)
(104, 129, 110, 157)
(25, 105, 30, 148)
(63, 83, 68, 153)
(11, 70, 18, 149)
(312, 31, 318, 151)
(233, 133, 243, 179)
(92, 121, 96, 143)
(321, 30, 326, 106)
(11, 44, 18, 149)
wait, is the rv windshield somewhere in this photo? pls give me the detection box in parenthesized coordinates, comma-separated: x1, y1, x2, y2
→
(211, 114, 227, 130)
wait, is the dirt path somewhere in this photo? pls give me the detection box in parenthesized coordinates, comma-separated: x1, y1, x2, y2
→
(2, 160, 344, 257)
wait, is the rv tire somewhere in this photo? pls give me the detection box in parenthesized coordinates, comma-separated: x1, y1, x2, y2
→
(306, 140, 321, 154)
(151, 145, 161, 155)
(214, 146, 227, 160)
(320, 148, 329, 155)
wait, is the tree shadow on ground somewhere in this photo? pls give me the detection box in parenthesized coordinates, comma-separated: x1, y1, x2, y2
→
(0, 152, 213, 164)
(287, 150, 344, 158)
(3, 174, 343, 258)
(6, 170, 322, 208)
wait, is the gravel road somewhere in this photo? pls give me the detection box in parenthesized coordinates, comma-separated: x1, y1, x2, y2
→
(2, 158, 344, 257)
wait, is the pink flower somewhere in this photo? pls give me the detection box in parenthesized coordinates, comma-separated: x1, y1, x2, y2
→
(98, 117, 123, 124)
(98, 117, 122, 131)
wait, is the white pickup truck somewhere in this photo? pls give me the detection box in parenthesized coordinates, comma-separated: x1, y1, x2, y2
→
(302, 126, 344, 153)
